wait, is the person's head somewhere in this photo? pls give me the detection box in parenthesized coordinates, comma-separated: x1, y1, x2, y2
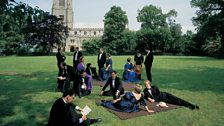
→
(62, 89, 75, 103)
(111, 70, 117, 79)
(144, 80, 152, 89)
(75, 47, 79, 51)
(80, 70, 86, 78)
(145, 46, 151, 52)
(60, 62, 67, 69)
(86, 63, 91, 68)
(134, 84, 142, 94)
(127, 57, 131, 62)
(58, 47, 61, 52)
(99, 48, 103, 53)
(79, 56, 84, 62)
(106, 53, 111, 59)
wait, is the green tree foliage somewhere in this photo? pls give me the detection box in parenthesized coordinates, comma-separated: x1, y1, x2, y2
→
(22, 12, 68, 55)
(0, 0, 67, 55)
(82, 38, 102, 55)
(136, 5, 178, 52)
(102, 6, 128, 54)
(191, 0, 224, 55)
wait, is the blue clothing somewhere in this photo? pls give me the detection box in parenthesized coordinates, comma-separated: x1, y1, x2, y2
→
(101, 92, 146, 113)
(123, 63, 138, 82)
(105, 58, 112, 80)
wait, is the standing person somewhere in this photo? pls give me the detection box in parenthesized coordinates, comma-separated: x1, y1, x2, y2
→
(144, 46, 153, 82)
(134, 50, 144, 80)
(73, 47, 83, 72)
(143, 80, 199, 110)
(100, 70, 124, 101)
(105, 53, 112, 80)
(56, 47, 66, 76)
(77, 70, 92, 97)
(48, 89, 102, 126)
(97, 48, 106, 81)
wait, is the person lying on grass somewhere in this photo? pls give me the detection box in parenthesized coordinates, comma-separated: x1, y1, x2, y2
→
(143, 80, 199, 110)
(98, 84, 154, 113)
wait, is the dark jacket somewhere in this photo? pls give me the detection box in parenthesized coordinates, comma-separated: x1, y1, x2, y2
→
(97, 52, 106, 68)
(102, 76, 124, 94)
(144, 52, 153, 67)
(143, 86, 162, 102)
(48, 98, 81, 126)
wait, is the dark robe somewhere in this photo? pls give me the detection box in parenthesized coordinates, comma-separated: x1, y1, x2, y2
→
(143, 86, 196, 109)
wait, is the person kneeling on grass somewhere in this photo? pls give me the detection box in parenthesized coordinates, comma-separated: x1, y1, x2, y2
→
(143, 80, 199, 110)
(98, 84, 154, 113)
(48, 89, 102, 126)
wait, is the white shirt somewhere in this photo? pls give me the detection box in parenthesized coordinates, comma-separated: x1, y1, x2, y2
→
(148, 89, 154, 98)
(112, 79, 115, 88)
(75, 51, 78, 61)
(99, 52, 103, 60)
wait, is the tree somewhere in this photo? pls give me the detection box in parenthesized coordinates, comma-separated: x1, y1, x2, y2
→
(82, 38, 102, 55)
(136, 5, 177, 52)
(102, 6, 128, 54)
(22, 12, 68, 55)
(191, 0, 224, 54)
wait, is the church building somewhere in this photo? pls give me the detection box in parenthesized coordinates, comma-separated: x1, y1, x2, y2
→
(52, 0, 104, 52)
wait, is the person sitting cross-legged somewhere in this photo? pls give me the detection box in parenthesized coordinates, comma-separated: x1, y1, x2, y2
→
(100, 70, 124, 100)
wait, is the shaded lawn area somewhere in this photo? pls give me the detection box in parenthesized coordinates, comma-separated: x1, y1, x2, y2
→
(0, 56, 224, 126)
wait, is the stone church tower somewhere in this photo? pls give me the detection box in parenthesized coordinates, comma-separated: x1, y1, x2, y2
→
(52, 0, 104, 52)
(52, 0, 73, 29)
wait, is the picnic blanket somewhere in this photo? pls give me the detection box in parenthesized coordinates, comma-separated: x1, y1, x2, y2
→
(96, 100, 180, 120)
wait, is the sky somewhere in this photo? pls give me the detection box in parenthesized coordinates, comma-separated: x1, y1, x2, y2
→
(15, 0, 197, 33)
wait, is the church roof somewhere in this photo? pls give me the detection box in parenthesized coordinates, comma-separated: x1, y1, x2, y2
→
(74, 22, 104, 29)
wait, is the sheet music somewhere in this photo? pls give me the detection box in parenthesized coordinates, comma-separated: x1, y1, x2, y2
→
(81, 106, 91, 115)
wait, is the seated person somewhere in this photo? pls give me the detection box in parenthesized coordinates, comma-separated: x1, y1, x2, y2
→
(143, 80, 199, 110)
(48, 89, 102, 126)
(100, 70, 124, 100)
(77, 70, 92, 97)
(86, 63, 98, 79)
(57, 62, 77, 92)
(98, 84, 154, 113)
(123, 57, 138, 82)
(77, 56, 85, 73)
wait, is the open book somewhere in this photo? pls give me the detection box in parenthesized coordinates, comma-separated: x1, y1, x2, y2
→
(81, 106, 92, 115)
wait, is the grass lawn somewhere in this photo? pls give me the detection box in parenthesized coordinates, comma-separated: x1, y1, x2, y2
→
(0, 55, 224, 126)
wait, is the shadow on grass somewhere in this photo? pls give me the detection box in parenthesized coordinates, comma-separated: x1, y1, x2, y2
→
(0, 71, 58, 126)
(0, 66, 224, 126)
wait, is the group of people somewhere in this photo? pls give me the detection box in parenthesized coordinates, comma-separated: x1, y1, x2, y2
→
(50, 46, 199, 126)
(97, 73, 199, 113)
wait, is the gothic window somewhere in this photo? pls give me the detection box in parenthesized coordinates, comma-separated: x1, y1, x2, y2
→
(59, 0, 65, 7)
(59, 15, 64, 21)
(71, 39, 75, 43)
(84, 31, 87, 35)
(94, 31, 96, 36)
(74, 31, 77, 35)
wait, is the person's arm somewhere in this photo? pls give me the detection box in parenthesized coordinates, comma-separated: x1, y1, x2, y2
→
(117, 78, 123, 94)
(144, 106, 154, 113)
